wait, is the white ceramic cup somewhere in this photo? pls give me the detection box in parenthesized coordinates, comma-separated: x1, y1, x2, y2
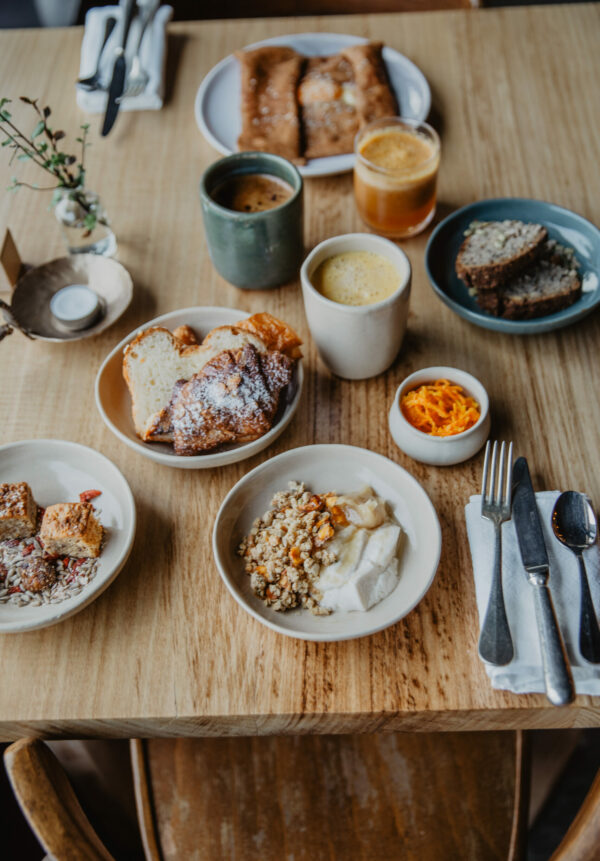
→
(300, 233, 411, 380)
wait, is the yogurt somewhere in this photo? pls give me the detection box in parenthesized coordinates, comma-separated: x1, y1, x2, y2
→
(316, 489, 402, 612)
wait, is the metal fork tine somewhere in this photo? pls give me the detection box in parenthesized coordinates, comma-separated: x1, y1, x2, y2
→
(496, 441, 506, 505)
(489, 440, 498, 505)
(481, 440, 491, 504)
(505, 441, 514, 508)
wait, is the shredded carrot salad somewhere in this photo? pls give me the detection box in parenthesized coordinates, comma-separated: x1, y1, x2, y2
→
(401, 379, 480, 437)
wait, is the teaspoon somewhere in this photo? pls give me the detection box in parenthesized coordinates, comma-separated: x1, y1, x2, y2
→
(552, 491, 600, 663)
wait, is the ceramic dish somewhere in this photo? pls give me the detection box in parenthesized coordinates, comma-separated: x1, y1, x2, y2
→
(389, 367, 490, 466)
(425, 198, 600, 335)
(195, 32, 431, 179)
(0, 439, 135, 633)
(300, 233, 411, 379)
(10, 254, 133, 342)
(95, 307, 304, 469)
(213, 444, 441, 641)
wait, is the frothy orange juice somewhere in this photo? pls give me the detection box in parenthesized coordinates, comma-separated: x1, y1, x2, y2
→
(354, 120, 440, 238)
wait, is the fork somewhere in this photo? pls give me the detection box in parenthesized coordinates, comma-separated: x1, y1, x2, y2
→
(478, 440, 515, 666)
(117, 0, 161, 101)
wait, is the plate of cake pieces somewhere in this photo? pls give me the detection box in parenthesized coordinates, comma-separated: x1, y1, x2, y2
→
(195, 33, 431, 178)
(95, 308, 304, 468)
(425, 198, 600, 334)
(0, 439, 136, 633)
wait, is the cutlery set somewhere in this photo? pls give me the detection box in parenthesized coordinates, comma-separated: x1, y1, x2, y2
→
(76, 0, 161, 136)
(478, 441, 599, 706)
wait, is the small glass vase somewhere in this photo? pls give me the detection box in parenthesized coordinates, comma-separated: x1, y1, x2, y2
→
(53, 187, 117, 257)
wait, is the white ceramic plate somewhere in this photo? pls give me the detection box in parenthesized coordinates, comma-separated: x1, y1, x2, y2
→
(213, 444, 441, 641)
(95, 307, 304, 469)
(0, 439, 136, 633)
(195, 32, 431, 178)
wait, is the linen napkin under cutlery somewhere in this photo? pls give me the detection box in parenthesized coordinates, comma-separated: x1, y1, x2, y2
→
(77, 4, 173, 114)
(466, 491, 600, 695)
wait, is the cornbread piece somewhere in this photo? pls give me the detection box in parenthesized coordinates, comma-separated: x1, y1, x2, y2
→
(236, 46, 305, 164)
(19, 557, 56, 593)
(298, 54, 359, 159)
(40, 503, 103, 559)
(456, 220, 547, 290)
(170, 343, 293, 455)
(0, 482, 37, 540)
(340, 42, 398, 124)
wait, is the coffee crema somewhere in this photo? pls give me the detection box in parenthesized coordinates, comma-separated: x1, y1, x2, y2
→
(312, 251, 399, 307)
(212, 173, 294, 213)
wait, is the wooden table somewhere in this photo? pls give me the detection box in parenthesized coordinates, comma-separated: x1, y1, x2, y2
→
(0, 4, 599, 740)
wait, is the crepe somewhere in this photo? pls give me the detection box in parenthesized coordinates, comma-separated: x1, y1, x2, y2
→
(236, 46, 305, 164)
(236, 41, 398, 162)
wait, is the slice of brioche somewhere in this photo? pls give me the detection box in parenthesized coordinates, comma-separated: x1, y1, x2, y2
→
(236, 312, 303, 358)
(123, 328, 220, 441)
(456, 220, 547, 290)
(123, 326, 271, 443)
(201, 325, 267, 355)
(172, 324, 199, 346)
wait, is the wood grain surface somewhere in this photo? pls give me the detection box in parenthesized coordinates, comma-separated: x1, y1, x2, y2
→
(0, 5, 599, 738)
(133, 732, 527, 860)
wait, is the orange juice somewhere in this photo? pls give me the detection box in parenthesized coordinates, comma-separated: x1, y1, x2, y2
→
(354, 119, 440, 238)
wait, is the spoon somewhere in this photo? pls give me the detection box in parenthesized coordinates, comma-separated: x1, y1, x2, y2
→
(76, 16, 117, 91)
(552, 491, 600, 663)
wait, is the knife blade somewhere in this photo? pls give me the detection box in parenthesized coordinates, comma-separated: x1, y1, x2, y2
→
(512, 457, 575, 706)
(101, 0, 137, 137)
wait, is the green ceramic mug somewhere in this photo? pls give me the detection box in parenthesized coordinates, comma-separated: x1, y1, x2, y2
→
(200, 152, 304, 290)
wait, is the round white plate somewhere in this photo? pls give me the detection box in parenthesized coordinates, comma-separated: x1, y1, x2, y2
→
(213, 444, 441, 641)
(95, 307, 304, 469)
(195, 32, 431, 179)
(0, 439, 136, 633)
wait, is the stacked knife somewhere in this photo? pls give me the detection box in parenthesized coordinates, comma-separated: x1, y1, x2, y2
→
(478, 450, 600, 706)
(76, 0, 161, 136)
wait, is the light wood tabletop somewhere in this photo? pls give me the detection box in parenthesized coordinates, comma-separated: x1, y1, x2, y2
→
(0, 4, 599, 739)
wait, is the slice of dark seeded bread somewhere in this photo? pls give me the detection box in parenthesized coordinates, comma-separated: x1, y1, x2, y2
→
(473, 240, 581, 319)
(456, 220, 547, 290)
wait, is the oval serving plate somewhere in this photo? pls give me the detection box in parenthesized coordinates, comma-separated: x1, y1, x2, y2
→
(0, 439, 136, 633)
(95, 307, 304, 469)
(195, 32, 431, 179)
(213, 444, 441, 641)
(425, 198, 600, 334)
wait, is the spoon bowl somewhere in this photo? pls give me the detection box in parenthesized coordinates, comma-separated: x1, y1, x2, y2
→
(552, 491, 600, 664)
(552, 491, 597, 551)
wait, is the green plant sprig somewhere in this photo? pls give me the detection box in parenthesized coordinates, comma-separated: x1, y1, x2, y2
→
(0, 97, 90, 193)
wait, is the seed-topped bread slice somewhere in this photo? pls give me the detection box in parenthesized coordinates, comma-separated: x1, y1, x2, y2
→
(474, 240, 581, 319)
(456, 220, 547, 290)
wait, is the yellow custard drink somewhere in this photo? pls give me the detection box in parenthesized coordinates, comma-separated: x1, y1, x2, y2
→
(354, 118, 440, 238)
(312, 250, 399, 306)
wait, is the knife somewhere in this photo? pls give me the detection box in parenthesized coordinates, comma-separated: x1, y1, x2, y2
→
(101, 0, 137, 136)
(512, 457, 575, 706)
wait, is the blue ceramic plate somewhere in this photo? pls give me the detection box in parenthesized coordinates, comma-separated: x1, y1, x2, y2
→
(425, 199, 600, 334)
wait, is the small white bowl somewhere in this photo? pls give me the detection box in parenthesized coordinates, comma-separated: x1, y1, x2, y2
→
(95, 307, 303, 470)
(212, 444, 441, 641)
(388, 366, 490, 466)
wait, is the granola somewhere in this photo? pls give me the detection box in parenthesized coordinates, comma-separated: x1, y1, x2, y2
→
(237, 481, 347, 615)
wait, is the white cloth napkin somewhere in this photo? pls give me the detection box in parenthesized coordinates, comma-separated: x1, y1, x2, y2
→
(76, 4, 173, 114)
(465, 491, 600, 695)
